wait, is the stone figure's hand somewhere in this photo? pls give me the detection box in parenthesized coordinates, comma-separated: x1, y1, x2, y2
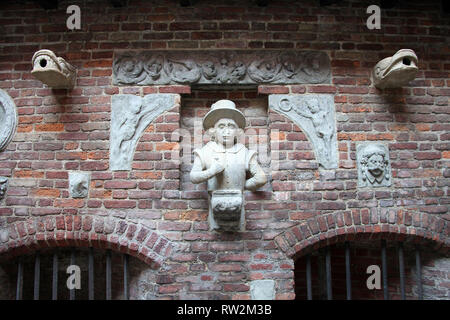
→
(209, 161, 225, 176)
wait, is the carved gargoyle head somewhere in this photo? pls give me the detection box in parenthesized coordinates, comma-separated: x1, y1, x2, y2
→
(372, 49, 418, 89)
(359, 144, 390, 185)
(31, 49, 76, 88)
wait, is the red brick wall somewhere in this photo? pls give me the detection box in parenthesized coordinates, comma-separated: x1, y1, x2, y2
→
(0, 0, 448, 299)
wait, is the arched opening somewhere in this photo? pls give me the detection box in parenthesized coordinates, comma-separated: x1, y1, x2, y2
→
(0, 247, 152, 300)
(294, 238, 449, 300)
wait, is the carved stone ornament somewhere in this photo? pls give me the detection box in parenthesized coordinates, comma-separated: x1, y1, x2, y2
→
(110, 94, 179, 171)
(113, 50, 331, 86)
(357, 143, 391, 188)
(0, 89, 17, 152)
(69, 172, 90, 198)
(269, 94, 338, 169)
(372, 49, 418, 89)
(190, 100, 267, 231)
(0, 177, 8, 201)
(31, 49, 76, 88)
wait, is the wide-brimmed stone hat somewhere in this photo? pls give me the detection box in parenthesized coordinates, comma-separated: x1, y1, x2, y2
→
(203, 99, 246, 130)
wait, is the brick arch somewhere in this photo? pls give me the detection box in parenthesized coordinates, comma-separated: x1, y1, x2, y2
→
(273, 209, 449, 260)
(0, 215, 177, 268)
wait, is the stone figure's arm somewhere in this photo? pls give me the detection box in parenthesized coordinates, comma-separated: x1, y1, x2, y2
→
(245, 155, 267, 191)
(190, 154, 224, 184)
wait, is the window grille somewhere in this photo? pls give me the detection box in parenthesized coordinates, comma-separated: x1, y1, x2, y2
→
(2, 247, 131, 300)
(294, 240, 431, 300)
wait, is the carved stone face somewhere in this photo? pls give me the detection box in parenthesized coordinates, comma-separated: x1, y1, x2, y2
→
(357, 144, 391, 187)
(306, 98, 320, 113)
(366, 153, 385, 177)
(213, 118, 238, 147)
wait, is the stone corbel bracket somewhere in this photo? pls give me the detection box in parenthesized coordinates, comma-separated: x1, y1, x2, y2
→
(0, 89, 17, 152)
(372, 49, 418, 89)
(269, 94, 338, 169)
(31, 49, 77, 89)
(110, 94, 180, 171)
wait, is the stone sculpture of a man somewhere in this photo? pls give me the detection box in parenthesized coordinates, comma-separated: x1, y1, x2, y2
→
(190, 99, 267, 231)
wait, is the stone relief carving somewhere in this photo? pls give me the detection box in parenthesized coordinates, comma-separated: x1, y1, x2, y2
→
(0, 89, 17, 152)
(113, 51, 331, 86)
(31, 49, 77, 89)
(69, 172, 90, 198)
(356, 143, 391, 188)
(372, 49, 418, 89)
(110, 94, 179, 171)
(269, 94, 338, 169)
(0, 177, 8, 201)
(190, 100, 267, 231)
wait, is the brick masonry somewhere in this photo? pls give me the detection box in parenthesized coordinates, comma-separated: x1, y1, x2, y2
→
(0, 0, 449, 299)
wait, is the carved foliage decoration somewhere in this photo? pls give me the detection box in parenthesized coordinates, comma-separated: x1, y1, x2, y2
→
(269, 94, 338, 169)
(110, 94, 179, 171)
(357, 143, 391, 188)
(0, 89, 17, 152)
(113, 51, 331, 86)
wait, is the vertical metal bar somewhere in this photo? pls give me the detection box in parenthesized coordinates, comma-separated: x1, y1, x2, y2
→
(16, 259, 23, 300)
(70, 248, 76, 300)
(306, 254, 312, 300)
(106, 249, 112, 300)
(398, 242, 406, 300)
(325, 246, 332, 300)
(415, 246, 423, 300)
(33, 252, 40, 300)
(123, 254, 129, 300)
(345, 242, 352, 300)
(88, 247, 94, 300)
(52, 251, 58, 300)
(381, 240, 389, 300)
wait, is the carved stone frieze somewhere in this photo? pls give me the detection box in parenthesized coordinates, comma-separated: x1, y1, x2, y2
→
(0, 89, 17, 152)
(113, 51, 331, 86)
(357, 143, 391, 188)
(110, 94, 179, 171)
(269, 94, 338, 169)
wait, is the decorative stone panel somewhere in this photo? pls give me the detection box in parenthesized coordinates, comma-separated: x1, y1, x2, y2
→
(113, 50, 331, 86)
(268, 94, 338, 169)
(0, 89, 17, 152)
(250, 280, 275, 300)
(356, 143, 392, 188)
(69, 172, 90, 198)
(110, 94, 179, 171)
(0, 177, 8, 201)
